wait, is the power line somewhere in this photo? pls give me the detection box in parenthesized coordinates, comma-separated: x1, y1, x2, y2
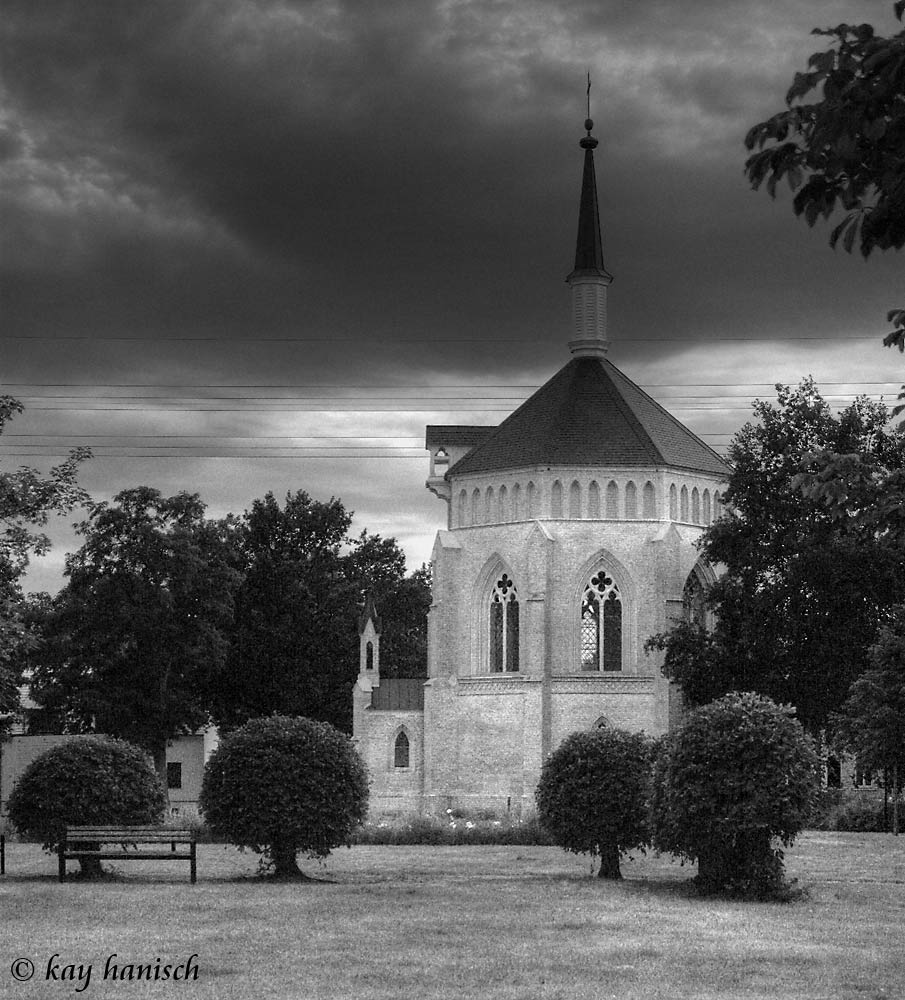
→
(0, 334, 892, 343)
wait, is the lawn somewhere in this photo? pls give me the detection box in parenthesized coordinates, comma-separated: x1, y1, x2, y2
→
(0, 832, 902, 1000)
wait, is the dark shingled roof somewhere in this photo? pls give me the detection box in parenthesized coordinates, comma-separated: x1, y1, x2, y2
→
(425, 426, 496, 449)
(448, 356, 729, 477)
(369, 678, 425, 711)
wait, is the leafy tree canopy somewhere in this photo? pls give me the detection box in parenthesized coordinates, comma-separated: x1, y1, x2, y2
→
(834, 605, 905, 832)
(30, 487, 240, 777)
(647, 380, 905, 732)
(210, 491, 429, 735)
(0, 397, 90, 723)
(199, 715, 368, 879)
(744, 4, 905, 354)
(6, 735, 165, 876)
(652, 692, 819, 896)
(535, 726, 653, 879)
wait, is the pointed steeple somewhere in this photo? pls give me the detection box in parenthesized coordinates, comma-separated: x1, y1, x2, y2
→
(567, 112, 613, 358)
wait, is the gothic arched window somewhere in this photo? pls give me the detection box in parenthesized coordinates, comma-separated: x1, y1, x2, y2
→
(642, 481, 655, 518)
(606, 481, 619, 518)
(394, 730, 410, 768)
(551, 480, 563, 517)
(587, 481, 600, 518)
(569, 480, 581, 518)
(625, 481, 637, 518)
(580, 570, 622, 672)
(490, 573, 520, 673)
(366, 641, 374, 671)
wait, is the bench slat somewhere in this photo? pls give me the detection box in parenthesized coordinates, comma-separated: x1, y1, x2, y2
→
(59, 825, 197, 883)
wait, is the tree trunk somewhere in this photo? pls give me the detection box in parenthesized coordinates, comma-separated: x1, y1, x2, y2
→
(596, 842, 622, 879)
(271, 841, 303, 879)
(894, 763, 900, 837)
(71, 843, 104, 879)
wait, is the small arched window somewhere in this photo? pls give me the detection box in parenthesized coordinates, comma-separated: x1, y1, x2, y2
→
(691, 487, 700, 524)
(713, 491, 722, 520)
(669, 484, 678, 520)
(551, 480, 563, 517)
(471, 488, 481, 524)
(625, 481, 637, 519)
(569, 480, 582, 518)
(485, 486, 494, 522)
(593, 715, 611, 729)
(606, 481, 619, 518)
(490, 574, 519, 673)
(580, 570, 622, 672)
(527, 482, 538, 517)
(458, 489, 468, 527)
(702, 489, 711, 524)
(366, 641, 374, 671)
(498, 484, 508, 522)
(512, 483, 521, 520)
(587, 481, 600, 518)
(642, 481, 655, 518)
(680, 485, 689, 522)
(394, 730, 410, 768)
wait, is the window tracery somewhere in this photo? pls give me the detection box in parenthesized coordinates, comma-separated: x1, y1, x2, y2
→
(490, 573, 520, 673)
(580, 570, 622, 672)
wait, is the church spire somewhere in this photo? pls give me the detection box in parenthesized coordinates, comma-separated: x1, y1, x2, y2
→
(567, 92, 613, 358)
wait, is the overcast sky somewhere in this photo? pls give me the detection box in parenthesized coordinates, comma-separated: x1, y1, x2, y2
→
(2, 0, 903, 593)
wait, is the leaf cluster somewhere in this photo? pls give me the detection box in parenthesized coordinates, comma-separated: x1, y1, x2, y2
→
(6, 735, 166, 852)
(648, 380, 905, 733)
(535, 727, 653, 861)
(651, 693, 819, 894)
(199, 715, 368, 868)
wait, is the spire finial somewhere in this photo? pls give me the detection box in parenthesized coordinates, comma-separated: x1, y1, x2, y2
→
(567, 78, 612, 358)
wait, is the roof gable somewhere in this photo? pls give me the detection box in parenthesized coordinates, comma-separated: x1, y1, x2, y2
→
(448, 357, 728, 477)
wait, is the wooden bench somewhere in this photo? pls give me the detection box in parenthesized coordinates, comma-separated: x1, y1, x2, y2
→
(58, 826, 197, 883)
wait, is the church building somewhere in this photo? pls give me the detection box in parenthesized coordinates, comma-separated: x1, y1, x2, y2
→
(353, 116, 729, 817)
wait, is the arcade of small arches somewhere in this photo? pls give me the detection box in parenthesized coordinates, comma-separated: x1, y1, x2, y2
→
(455, 478, 722, 527)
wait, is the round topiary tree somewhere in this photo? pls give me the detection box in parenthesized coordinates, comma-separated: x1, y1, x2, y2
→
(651, 691, 819, 897)
(535, 726, 653, 878)
(199, 715, 368, 879)
(6, 736, 166, 877)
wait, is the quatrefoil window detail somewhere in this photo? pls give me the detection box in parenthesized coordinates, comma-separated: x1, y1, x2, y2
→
(490, 574, 519, 672)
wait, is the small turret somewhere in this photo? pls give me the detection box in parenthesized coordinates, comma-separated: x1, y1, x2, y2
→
(357, 592, 382, 685)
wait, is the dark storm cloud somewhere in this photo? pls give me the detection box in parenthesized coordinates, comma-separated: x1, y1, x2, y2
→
(7, 0, 879, 363)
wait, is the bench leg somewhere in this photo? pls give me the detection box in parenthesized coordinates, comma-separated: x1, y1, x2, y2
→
(58, 846, 66, 883)
(190, 842, 196, 884)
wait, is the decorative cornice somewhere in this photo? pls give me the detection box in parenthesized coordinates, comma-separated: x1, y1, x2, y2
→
(457, 676, 542, 696)
(552, 675, 656, 695)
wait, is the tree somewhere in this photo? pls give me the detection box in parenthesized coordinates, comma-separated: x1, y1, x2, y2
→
(834, 606, 905, 834)
(0, 396, 90, 723)
(210, 491, 427, 734)
(30, 487, 239, 778)
(647, 379, 905, 734)
(651, 693, 819, 897)
(198, 715, 368, 879)
(744, 5, 905, 354)
(6, 736, 166, 877)
(535, 726, 652, 879)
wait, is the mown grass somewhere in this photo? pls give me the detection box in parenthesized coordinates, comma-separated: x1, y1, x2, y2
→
(0, 832, 902, 999)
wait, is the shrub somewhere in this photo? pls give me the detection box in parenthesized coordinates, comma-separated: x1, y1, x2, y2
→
(652, 692, 819, 897)
(6, 736, 166, 876)
(199, 715, 368, 878)
(535, 727, 652, 878)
